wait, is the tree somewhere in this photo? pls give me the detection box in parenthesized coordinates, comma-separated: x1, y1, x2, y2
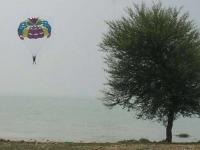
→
(100, 2, 200, 143)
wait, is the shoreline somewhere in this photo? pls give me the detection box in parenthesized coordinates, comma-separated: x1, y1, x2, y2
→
(0, 138, 200, 144)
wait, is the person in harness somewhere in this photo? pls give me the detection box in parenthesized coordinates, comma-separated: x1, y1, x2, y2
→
(32, 55, 36, 64)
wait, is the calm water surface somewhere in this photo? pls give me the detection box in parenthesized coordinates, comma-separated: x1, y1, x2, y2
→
(0, 96, 199, 142)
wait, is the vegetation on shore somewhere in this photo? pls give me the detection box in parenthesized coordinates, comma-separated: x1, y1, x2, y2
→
(100, 2, 200, 143)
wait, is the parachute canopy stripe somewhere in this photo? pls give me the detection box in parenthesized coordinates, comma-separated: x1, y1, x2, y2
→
(18, 17, 51, 40)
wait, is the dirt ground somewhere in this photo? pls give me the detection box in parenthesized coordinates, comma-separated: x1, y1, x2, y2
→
(0, 140, 200, 150)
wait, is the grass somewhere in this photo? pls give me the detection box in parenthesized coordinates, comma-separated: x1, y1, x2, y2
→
(117, 138, 151, 144)
(0, 139, 200, 150)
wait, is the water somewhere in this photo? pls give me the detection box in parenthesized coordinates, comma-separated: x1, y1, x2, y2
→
(0, 96, 199, 142)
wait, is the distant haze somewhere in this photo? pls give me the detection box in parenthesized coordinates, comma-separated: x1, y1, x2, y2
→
(0, 0, 199, 98)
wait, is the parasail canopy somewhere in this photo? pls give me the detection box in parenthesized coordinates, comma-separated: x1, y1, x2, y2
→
(18, 17, 51, 40)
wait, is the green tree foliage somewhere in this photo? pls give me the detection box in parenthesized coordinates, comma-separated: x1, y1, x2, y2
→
(100, 2, 200, 143)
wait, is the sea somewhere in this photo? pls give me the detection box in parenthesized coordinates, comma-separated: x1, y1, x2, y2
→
(0, 96, 199, 143)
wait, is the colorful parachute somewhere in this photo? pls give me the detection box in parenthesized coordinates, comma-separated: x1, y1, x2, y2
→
(18, 17, 52, 64)
(18, 17, 51, 40)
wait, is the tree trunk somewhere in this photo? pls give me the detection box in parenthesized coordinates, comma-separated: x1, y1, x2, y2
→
(165, 111, 174, 143)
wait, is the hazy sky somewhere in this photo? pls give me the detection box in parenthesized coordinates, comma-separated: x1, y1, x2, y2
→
(0, 0, 199, 98)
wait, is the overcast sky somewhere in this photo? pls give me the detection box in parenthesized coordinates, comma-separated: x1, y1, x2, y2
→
(0, 0, 199, 98)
